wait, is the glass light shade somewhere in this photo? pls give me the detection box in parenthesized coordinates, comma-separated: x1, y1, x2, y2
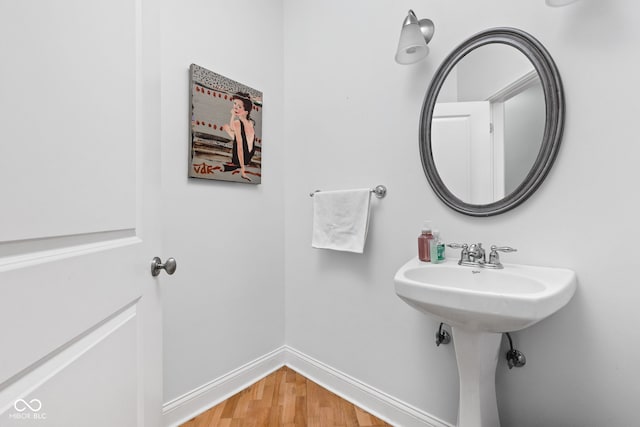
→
(395, 23, 429, 65)
(545, 0, 580, 6)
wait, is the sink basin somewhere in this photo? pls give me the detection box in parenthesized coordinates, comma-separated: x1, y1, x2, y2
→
(394, 257, 576, 427)
(394, 257, 577, 333)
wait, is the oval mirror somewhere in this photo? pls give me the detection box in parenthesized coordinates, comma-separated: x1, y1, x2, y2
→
(420, 28, 564, 216)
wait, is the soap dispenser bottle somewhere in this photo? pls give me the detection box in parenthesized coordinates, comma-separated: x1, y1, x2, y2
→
(418, 221, 434, 262)
(430, 230, 445, 263)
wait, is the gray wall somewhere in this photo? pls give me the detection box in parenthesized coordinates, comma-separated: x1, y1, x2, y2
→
(161, 0, 285, 403)
(284, 0, 640, 426)
(161, 0, 640, 425)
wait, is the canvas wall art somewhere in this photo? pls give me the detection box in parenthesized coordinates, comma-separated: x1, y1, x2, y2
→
(189, 64, 263, 184)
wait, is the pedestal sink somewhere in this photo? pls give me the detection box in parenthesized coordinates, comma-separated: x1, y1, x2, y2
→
(394, 258, 576, 427)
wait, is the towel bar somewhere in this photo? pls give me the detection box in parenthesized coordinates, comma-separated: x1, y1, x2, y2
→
(309, 185, 387, 199)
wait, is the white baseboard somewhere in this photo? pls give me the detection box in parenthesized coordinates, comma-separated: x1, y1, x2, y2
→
(162, 346, 286, 427)
(162, 345, 453, 427)
(284, 346, 453, 427)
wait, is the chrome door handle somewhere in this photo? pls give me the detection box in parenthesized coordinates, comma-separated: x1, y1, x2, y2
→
(150, 257, 177, 276)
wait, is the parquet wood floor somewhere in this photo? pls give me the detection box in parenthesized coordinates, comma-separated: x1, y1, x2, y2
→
(179, 366, 394, 427)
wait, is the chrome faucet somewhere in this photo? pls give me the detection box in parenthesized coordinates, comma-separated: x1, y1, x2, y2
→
(448, 243, 516, 269)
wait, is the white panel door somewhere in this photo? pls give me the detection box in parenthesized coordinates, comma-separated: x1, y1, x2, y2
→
(432, 102, 494, 204)
(0, 1, 162, 426)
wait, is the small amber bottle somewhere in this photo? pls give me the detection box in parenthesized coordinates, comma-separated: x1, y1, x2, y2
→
(418, 221, 434, 262)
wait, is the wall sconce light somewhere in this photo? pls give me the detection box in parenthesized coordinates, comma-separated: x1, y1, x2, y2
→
(545, 0, 580, 6)
(395, 10, 435, 65)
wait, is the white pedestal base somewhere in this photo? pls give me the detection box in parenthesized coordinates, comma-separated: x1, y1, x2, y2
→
(451, 327, 503, 427)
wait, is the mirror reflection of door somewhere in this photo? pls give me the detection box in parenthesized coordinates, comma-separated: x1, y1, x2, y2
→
(432, 102, 494, 204)
(432, 43, 546, 204)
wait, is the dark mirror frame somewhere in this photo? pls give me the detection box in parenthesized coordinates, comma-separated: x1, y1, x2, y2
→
(420, 27, 565, 217)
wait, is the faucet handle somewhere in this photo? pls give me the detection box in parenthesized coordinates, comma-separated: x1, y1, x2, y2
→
(447, 243, 469, 257)
(448, 243, 471, 264)
(486, 246, 517, 269)
(490, 245, 517, 253)
(447, 243, 468, 250)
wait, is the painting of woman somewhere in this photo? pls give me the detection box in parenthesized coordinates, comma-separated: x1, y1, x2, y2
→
(221, 92, 256, 181)
(189, 64, 263, 184)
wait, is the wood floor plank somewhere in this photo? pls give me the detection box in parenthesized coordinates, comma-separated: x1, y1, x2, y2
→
(180, 367, 393, 427)
(209, 404, 226, 426)
(220, 391, 242, 419)
(193, 407, 214, 427)
(294, 395, 307, 427)
(339, 396, 361, 427)
(268, 404, 283, 426)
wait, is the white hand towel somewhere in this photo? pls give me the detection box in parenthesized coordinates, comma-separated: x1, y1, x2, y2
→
(312, 188, 372, 253)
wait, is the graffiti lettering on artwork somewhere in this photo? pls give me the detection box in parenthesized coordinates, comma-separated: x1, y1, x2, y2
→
(193, 162, 217, 174)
